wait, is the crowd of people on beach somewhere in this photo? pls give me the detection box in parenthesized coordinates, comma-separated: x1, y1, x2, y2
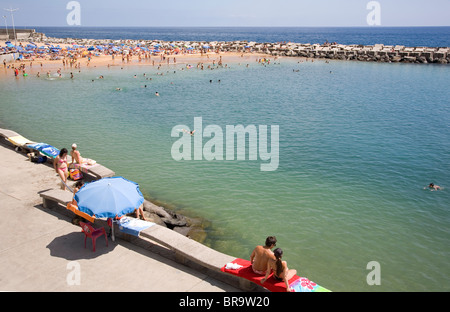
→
(1, 38, 233, 71)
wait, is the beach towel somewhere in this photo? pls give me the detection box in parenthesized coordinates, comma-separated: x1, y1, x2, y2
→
(27, 143, 60, 158)
(118, 216, 155, 236)
(68, 161, 98, 174)
(221, 258, 330, 292)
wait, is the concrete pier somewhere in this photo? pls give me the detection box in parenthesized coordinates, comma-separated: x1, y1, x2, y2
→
(0, 138, 243, 292)
(0, 28, 45, 41)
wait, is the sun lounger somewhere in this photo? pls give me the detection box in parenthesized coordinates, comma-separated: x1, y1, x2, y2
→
(221, 258, 330, 292)
(0, 128, 20, 139)
(0, 129, 36, 153)
(7, 135, 36, 147)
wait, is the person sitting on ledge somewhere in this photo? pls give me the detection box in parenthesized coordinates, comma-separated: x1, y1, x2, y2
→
(70, 143, 96, 165)
(261, 248, 297, 292)
(134, 204, 147, 221)
(70, 143, 84, 164)
(250, 236, 277, 275)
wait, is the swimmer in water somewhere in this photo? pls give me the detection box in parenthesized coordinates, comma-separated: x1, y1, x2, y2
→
(178, 129, 195, 136)
(426, 183, 441, 191)
(155, 92, 160, 96)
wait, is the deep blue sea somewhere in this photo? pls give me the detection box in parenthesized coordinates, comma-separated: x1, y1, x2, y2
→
(21, 26, 450, 47)
(1, 27, 449, 292)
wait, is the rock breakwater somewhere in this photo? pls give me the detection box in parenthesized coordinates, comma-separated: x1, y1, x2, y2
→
(33, 32, 450, 64)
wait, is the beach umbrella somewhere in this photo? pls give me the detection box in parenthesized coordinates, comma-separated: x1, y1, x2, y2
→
(75, 177, 144, 241)
(75, 177, 144, 219)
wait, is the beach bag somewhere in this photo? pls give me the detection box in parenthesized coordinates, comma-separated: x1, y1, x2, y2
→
(30, 155, 47, 164)
(69, 168, 83, 181)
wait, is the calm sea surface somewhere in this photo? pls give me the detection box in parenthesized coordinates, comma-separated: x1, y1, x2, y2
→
(22, 26, 450, 47)
(1, 27, 449, 291)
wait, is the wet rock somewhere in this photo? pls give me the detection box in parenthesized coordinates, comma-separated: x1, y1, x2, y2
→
(143, 200, 172, 219)
(161, 213, 188, 228)
(173, 226, 191, 236)
(142, 210, 166, 227)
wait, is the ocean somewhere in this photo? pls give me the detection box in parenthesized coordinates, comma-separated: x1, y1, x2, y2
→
(21, 26, 450, 47)
(1, 27, 449, 291)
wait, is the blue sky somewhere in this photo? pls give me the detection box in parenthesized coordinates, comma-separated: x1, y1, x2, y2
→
(2, 0, 449, 27)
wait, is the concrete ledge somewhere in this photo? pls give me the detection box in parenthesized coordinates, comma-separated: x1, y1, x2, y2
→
(38, 188, 267, 292)
(39, 189, 73, 209)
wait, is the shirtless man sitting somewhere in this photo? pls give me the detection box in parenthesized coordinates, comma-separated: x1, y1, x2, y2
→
(250, 236, 277, 275)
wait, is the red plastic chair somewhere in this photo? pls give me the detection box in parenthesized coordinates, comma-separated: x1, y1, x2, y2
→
(80, 222, 108, 252)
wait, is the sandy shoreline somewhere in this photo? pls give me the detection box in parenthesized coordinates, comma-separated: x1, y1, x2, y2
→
(1, 39, 273, 79)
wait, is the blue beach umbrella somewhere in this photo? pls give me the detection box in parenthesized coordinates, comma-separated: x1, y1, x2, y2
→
(75, 177, 144, 219)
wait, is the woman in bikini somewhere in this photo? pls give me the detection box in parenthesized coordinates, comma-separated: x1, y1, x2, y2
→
(54, 148, 69, 190)
(261, 248, 297, 292)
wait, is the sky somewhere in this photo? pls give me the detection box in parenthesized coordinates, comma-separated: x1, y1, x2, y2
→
(1, 0, 449, 27)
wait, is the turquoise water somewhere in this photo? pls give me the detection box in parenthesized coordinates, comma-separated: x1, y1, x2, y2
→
(1, 57, 449, 291)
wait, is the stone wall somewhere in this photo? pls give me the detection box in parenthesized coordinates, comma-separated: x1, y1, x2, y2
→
(0, 52, 15, 63)
(0, 28, 46, 41)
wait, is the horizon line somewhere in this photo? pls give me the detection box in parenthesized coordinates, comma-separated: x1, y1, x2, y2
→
(9, 25, 450, 28)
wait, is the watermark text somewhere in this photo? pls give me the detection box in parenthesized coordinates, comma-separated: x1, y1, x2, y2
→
(171, 117, 279, 172)
(66, 1, 81, 26)
(367, 1, 381, 26)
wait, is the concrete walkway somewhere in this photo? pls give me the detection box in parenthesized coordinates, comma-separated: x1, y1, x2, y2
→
(0, 141, 240, 292)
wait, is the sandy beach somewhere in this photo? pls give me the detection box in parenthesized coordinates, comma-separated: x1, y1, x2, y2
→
(1, 39, 272, 80)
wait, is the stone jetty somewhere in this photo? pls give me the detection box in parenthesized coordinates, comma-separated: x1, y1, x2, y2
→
(29, 30, 450, 65)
